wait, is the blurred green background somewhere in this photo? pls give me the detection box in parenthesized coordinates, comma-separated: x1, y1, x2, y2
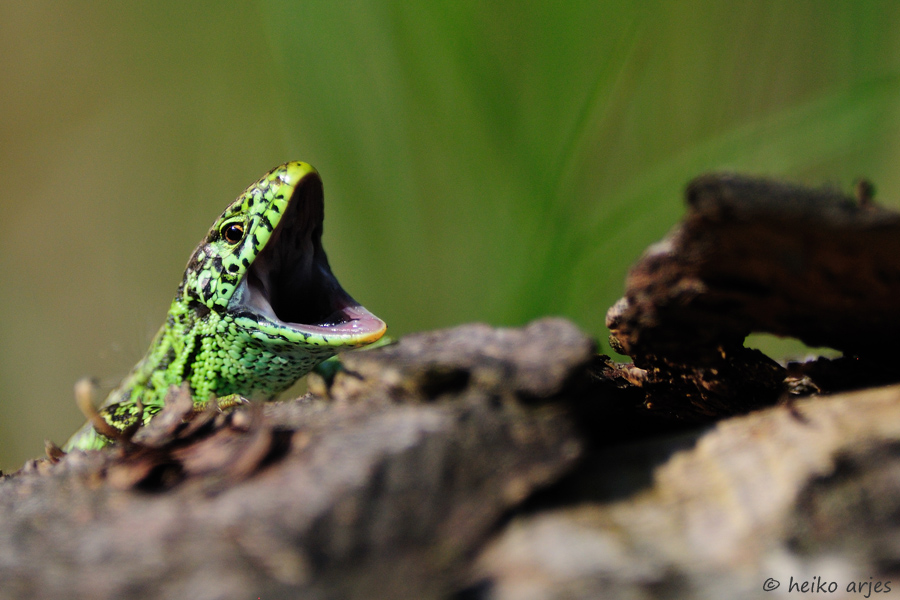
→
(2, 2, 900, 471)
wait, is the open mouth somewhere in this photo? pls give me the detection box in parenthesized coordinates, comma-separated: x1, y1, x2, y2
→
(228, 173, 386, 344)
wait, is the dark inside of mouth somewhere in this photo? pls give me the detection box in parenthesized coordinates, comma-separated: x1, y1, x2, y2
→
(251, 175, 357, 326)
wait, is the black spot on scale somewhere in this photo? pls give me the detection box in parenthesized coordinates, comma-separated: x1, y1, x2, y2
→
(241, 258, 250, 268)
(157, 348, 176, 371)
(251, 233, 261, 249)
(260, 214, 274, 231)
(180, 335, 204, 384)
(233, 310, 259, 323)
(188, 300, 211, 319)
(246, 197, 254, 208)
(228, 263, 239, 273)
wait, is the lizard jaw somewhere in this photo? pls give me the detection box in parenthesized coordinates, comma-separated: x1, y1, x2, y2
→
(234, 274, 386, 344)
(228, 173, 386, 346)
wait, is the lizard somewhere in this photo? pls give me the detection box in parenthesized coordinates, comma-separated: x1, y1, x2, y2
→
(64, 161, 386, 451)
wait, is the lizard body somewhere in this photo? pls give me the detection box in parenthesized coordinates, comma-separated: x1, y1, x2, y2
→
(65, 162, 385, 450)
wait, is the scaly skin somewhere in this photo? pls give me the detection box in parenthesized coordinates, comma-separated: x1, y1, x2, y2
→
(65, 162, 386, 451)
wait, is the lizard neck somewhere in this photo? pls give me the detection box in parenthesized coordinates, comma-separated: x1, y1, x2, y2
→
(63, 294, 206, 452)
(107, 293, 204, 413)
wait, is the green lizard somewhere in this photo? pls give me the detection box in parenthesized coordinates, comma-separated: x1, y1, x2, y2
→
(64, 162, 386, 451)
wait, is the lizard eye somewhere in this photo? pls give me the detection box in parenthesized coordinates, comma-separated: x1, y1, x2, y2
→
(221, 222, 245, 244)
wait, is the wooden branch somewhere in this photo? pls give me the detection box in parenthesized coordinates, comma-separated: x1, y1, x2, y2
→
(609, 173, 900, 358)
(473, 385, 900, 600)
(0, 319, 590, 600)
(606, 173, 900, 421)
(6, 173, 900, 600)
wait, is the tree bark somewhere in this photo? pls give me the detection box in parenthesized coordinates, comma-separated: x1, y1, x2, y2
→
(4, 173, 900, 600)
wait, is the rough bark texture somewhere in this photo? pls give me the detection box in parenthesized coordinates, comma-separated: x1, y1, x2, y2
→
(606, 174, 900, 421)
(0, 319, 590, 600)
(607, 173, 900, 358)
(471, 385, 900, 600)
(4, 173, 900, 600)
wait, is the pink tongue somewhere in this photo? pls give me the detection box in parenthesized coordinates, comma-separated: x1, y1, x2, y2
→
(297, 304, 386, 342)
(326, 305, 386, 335)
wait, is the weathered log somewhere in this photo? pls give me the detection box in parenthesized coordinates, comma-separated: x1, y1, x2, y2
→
(606, 174, 900, 421)
(0, 319, 591, 600)
(6, 173, 900, 600)
(471, 385, 900, 600)
(608, 173, 900, 359)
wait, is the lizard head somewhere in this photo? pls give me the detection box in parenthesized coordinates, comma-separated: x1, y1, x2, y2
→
(182, 162, 386, 348)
